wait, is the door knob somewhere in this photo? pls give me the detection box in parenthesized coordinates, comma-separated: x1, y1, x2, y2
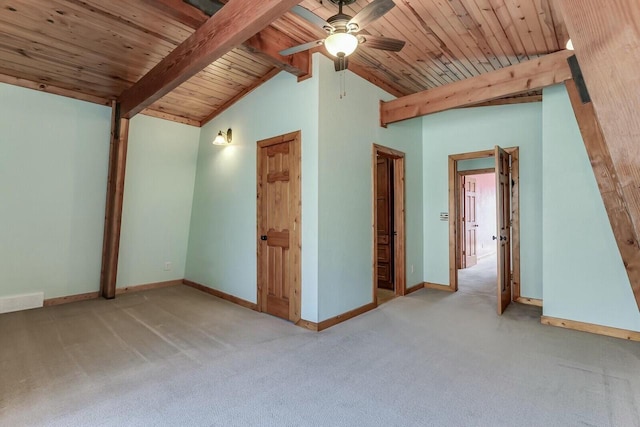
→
(260, 235, 267, 241)
(492, 236, 497, 240)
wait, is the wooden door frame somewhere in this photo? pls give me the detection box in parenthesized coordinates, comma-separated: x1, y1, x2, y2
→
(256, 131, 302, 323)
(448, 148, 520, 298)
(372, 144, 406, 304)
(457, 168, 495, 270)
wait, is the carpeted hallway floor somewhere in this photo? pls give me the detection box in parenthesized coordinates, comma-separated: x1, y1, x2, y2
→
(1, 284, 639, 426)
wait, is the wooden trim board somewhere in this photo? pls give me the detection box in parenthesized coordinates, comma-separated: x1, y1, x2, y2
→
(115, 279, 182, 295)
(515, 297, 543, 307)
(43, 280, 183, 307)
(183, 279, 259, 311)
(404, 282, 425, 295)
(541, 316, 640, 342)
(44, 292, 100, 307)
(380, 50, 573, 125)
(423, 282, 456, 292)
(295, 319, 319, 332)
(318, 302, 377, 331)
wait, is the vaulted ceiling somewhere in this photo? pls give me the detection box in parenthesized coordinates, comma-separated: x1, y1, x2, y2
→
(0, 0, 569, 126)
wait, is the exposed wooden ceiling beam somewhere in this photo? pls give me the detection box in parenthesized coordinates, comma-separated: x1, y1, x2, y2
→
(142, 0, 310, 79)
(138, 0, 210, 29)
(240, 26, 310, 79)
(380, 50, 573, 126)
(462, 94, 542, 109)
(558, 0, 640, 310)
(119, 0, 303, 119)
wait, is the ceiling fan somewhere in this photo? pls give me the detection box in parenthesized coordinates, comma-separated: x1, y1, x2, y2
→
(279, 0, 406, 71)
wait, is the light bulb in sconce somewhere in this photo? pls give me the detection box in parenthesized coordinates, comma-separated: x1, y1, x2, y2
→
(565, 39, 574, 51)
(324, 32, 359, 58)
(212, 128, 232, 145)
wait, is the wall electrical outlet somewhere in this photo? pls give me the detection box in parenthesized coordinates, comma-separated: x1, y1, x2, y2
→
(164, 261, 172, 271)
(411, 264, 414, 274)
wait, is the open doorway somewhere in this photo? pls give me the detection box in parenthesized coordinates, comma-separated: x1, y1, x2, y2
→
(457, 169, 497, 300)
(372, 144, 406, 306)
(448, 147, 521, 314)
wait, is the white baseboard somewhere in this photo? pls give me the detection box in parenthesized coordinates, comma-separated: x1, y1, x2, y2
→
(0, 292, 44, 314)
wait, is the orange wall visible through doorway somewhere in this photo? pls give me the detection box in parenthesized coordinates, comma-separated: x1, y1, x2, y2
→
(467, 173, 497, 259)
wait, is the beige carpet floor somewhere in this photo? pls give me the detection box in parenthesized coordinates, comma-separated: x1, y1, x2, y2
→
(1, 284, 639, 426)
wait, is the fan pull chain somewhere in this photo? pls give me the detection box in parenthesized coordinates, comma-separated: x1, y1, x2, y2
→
(339, 69, 347, 99)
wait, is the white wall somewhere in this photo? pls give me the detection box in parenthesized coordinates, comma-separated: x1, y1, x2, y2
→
(0, 84, 111, 299)
(422, 103, 543, 298)
(185, 60, 320, 321)
(317, 55, 423, 321)
(541, 85, 640, 331)
(116, 115, 199, 288)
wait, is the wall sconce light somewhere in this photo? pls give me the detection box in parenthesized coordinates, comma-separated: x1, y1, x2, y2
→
(212, 128, 232, 145)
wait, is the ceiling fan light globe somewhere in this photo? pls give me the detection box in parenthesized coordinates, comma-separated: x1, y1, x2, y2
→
(325, 32, 358, 57)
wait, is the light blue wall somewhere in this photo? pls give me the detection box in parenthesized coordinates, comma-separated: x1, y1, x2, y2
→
(541, 85, 640, 331)
(185, 60, 320, 321)
(0, 84, 111, 299)
(458, 157, 494, 171)
(317, 55, 423, 321)
(116, 115, 199, 288)
(422, 103, 543, 298)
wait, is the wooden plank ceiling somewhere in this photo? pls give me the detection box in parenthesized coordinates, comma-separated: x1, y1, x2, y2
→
(0, 0, 569, 126)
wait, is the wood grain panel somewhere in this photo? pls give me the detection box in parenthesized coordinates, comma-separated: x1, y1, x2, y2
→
(541, 316, 640, 342)
(100, 102, 129, 300)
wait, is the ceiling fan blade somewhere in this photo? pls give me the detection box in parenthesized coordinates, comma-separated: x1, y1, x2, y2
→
(334, 56, 349, 72)
(291, 5, 334, 32)
(359, 34, 405, 52)
(279, 39, 324, 56)
(348, 0, 395, 32)
(182, 0, 224, 17)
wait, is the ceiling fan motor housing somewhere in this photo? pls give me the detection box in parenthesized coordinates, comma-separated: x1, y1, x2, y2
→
(327, 15, 353, 34)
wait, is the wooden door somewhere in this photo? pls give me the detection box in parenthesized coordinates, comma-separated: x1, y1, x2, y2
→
(257, 131, 301, 322)
(495, 146, 512, 314)
(376, 156, 394, 290)
(463, 176, 478, 268)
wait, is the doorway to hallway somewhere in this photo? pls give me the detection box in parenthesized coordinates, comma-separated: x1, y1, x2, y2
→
(457, 171, 497, 301)
(448, 147, 521, 314)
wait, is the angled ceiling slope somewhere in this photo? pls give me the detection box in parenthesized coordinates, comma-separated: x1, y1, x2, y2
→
(0, 0, 568, 126)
